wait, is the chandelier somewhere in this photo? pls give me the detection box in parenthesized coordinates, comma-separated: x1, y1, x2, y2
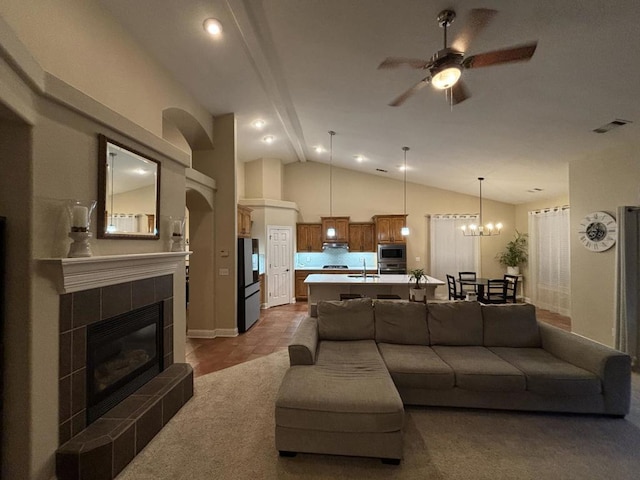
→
(461, 177, 502, 236)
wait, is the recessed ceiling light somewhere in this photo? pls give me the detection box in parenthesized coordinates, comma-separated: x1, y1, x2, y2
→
(354, 155, 365, 163)
(252, 119, 265, 129)
(203, 18, 223, 36)
(262, 135, 275, 144)
(314, 146, 324, 153)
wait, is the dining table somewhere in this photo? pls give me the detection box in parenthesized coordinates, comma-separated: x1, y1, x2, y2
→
(458, 277, 491, 299)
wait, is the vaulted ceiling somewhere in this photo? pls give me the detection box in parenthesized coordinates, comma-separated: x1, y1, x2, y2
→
(98, 0, 640, 204)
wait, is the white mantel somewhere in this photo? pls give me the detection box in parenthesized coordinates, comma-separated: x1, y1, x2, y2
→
(40, 252, 191, 293)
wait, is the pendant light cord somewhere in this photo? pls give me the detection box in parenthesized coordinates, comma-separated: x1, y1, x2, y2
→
(478, 176, 483, 228)
(328, 131, 335, 218)
(402, 147, 409, 215)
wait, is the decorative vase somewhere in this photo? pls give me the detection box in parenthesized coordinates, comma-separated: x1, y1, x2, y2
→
(507, 266, 520, 275)
(65, 200, 97, 258)
(169, 216, 186, 252)
(410, 287, 426, 302)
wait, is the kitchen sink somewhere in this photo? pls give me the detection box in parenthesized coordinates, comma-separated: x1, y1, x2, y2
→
(347, 274, 380, 278)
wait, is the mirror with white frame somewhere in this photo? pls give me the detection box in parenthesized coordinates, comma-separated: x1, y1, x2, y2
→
(97, 135, 160, 239)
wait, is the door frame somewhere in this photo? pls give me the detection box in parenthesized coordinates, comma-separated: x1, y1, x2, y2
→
(266, 225, 294, 308)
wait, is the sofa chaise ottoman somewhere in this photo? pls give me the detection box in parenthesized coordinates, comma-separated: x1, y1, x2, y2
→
(274, 298, 631, 463)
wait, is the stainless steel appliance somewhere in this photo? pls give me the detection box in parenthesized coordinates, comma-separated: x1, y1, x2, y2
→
(377, 243, 407, 274)
(238, 238, 260, 333)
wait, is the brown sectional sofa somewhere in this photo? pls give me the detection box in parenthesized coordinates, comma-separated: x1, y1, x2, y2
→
(275, 299, 631, 464)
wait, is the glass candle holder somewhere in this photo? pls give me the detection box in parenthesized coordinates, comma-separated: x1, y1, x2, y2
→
(169, 216, 186, 252)
(66, 200, 96, 257)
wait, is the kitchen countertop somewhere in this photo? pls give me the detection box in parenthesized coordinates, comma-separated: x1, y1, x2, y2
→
(295, 267, 378, 272)
(304, 273, 444, 285)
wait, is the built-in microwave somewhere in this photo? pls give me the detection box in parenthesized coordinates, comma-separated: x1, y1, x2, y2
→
(378, 243, 407, 262)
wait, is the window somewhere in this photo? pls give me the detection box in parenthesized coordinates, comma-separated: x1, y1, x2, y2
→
(430, 215, 479, 290)
(528, 207, 571, 316)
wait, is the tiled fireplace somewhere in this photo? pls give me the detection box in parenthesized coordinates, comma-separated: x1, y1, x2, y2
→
(46, 253, 193, 480)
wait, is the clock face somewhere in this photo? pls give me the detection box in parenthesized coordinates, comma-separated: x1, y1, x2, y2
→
(577, 211, 617, 252)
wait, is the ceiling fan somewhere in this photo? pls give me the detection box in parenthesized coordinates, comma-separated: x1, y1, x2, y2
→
(378, 9, 538, 107)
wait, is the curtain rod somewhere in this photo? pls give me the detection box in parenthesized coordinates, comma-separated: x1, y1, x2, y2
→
(529, 205, 570, 215)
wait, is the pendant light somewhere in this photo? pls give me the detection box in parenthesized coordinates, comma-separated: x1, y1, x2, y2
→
(107, 152, 117, 233)
(461, 177, 502, 236)
(326, 130, 336, 238)
(401, 146, 410, 236)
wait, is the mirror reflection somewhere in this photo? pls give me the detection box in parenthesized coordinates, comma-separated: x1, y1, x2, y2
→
(98, 135, 160, 239)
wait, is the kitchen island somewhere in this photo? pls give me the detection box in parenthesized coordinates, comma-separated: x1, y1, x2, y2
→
(304, 273, 445, 314)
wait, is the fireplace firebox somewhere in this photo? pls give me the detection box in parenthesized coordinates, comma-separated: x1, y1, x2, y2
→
(86, 302, 164, 424)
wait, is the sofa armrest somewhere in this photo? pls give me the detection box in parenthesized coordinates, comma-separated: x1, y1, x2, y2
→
(288, 316, 318, 365)
(539, 322, 631, 415)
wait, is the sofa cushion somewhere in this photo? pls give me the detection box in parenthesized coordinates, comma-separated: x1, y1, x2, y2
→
(432, 346, 526, 392)
(482, 303, 541, 347)
(374, 300, 429, 345)
(275, 340, 404, 433)
(317, 298, 374, 341)
(489, 347, 602, 396)
(377, 343, 454, 390)
(428, 301, 483, 346)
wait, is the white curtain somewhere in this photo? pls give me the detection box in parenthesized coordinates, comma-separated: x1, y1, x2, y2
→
(430, 215, 480, 283)
(528, 207, 571, 316)
(615, 206, 640, 368)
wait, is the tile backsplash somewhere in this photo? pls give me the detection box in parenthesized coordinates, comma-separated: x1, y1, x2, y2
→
(295, 249, 377, 269)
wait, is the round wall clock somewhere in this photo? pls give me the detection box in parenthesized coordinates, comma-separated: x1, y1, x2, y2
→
(577, 211, 617, 252)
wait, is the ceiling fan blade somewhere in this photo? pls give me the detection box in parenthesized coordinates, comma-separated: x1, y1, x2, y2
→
(451, 9, 498, 53)
(451, 79, 470, 105)
(378, 57, 431, 70)
(389, 77, 431, 107)
(463, 42, 538, 69)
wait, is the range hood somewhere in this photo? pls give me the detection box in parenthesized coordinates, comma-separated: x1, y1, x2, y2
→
(322, 242, 349, 250)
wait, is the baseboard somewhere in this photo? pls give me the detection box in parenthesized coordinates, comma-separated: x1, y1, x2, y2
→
(187, 328, 238, 338)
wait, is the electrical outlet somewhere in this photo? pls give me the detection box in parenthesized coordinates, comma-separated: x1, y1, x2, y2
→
(415, 257, 421, 262)
(219, 268, 229, 276)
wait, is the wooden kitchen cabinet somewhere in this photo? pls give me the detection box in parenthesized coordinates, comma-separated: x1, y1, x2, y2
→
(348, 223, 375, 252)
(295, 270, 312, 300)
(373, 215, 407, 244)
(237, 205, 252, 238)
(321, 216, 350, 243)
(296, 223, 323, 252)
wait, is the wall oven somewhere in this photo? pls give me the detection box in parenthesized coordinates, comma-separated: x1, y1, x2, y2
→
(377, 243, 407, 274)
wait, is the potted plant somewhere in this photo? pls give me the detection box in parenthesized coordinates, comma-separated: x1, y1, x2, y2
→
(496, 230, 528, 275)
(409, 268, 427, 302)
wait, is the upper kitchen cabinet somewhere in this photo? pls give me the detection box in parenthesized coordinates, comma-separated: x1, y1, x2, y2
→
(296, 223, 323, 252)
(348, 223, 375, 252)
(237, 205, 253, 238)
(373, 215, 407, 244)
(321, 217, 349, 243)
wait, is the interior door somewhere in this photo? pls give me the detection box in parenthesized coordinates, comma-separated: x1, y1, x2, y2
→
(268, 226, 293, 307)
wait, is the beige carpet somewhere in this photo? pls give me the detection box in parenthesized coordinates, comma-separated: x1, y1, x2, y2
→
(117, 351, 640, 479)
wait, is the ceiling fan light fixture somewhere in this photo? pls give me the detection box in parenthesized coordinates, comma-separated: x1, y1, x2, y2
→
(431, 65, 461, 89)
(203, 18, 223, 36)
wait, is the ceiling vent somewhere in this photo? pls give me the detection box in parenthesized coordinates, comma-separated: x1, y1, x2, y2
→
(593, 119, 632, 134)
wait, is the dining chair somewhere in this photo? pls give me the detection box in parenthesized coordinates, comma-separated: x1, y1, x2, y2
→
(458, 271, 477, 295)
(503, 274, 519, 303)
(446, 274, 466, 300)
(482, 279, 507, 304)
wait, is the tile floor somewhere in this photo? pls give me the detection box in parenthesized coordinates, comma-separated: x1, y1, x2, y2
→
(185, 302, 571, 378)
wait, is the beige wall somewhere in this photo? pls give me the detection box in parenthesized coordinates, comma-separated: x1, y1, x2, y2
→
(569, 142, 640, 346)
(284, 161, 516, 279)
(244, 157, 284, 200)
(0, 2, 210, 477)
(113, 184, 156, 218)
(1, 0, 213, 140)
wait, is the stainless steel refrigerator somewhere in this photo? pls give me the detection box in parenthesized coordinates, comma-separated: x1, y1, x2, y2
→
(237, 238, 260, 333)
